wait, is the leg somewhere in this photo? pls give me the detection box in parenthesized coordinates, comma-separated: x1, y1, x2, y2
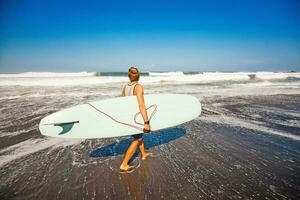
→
(120, 139, 140, 170)
(138, 140, 151, 160)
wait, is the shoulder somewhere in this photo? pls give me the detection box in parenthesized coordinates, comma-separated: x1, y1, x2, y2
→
(135, 83, 143, 90)
(134, 83, 143, 95)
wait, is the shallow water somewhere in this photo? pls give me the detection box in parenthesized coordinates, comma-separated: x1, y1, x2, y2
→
(0, 73, 300, 199)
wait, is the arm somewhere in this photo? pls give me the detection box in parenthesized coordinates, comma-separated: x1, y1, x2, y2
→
(135, 84, 151, 132)
(121, 86, 125, 96)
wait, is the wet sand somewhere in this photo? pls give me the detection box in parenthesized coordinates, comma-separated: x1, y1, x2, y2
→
(0, 94, 300, 199)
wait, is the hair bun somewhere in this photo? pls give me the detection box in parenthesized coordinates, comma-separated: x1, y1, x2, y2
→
(128, 67, 140, 81)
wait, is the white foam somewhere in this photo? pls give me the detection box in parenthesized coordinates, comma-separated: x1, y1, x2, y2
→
(0, 91, 114, 100)
(0, 76, 128, 86)
(0, 72, 299, 86)
(0, 137, 83, 167)
(202, 115, 300, 141)
(0, 128, 36, 137)
(0, 72, 96, 78)
(149, 71, 185, 76)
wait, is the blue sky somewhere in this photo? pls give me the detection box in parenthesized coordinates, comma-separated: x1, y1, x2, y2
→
(0, 0, 299, 72)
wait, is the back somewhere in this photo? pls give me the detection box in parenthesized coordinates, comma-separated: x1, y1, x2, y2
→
(124, 82, 138, 96)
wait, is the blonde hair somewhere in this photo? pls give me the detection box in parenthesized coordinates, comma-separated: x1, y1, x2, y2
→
(128, 67, 140, 82)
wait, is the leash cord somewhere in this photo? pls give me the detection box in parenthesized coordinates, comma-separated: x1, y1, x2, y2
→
(86, 103, 157, 131)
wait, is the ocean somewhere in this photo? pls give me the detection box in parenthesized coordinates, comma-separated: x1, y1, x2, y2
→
(0, 71, 300, 199)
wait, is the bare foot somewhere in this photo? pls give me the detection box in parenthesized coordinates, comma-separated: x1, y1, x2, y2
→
(142, 153, 152, 160)
(119, 165, 135, 173)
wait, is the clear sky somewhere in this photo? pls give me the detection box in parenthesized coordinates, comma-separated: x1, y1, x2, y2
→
(0, 0, 299, 72)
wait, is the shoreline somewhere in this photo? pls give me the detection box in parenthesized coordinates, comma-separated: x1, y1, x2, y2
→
(0, 94, 299, 199)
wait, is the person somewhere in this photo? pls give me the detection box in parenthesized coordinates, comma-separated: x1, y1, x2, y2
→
(119, 67, 151, 172)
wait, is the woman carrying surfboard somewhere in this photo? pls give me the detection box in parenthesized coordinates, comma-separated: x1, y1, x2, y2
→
(120, 67, 152, 172)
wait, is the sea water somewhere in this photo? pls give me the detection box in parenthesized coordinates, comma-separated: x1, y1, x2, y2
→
(0, 71, 300, 199)
(0, 71, 299, 159)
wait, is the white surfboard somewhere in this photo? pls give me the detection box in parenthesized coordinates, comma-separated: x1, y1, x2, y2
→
(39, 94, 201, 139)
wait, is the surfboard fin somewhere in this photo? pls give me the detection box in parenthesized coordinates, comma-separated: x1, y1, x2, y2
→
(53, 121, 79, 135)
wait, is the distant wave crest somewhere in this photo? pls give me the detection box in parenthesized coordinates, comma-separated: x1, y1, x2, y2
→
(0, 72, 299, 86)
(149, 71, 184, 76)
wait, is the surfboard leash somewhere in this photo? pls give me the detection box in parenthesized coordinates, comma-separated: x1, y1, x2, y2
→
(86, 103, 157, 131)
(133, 104, 157, 126)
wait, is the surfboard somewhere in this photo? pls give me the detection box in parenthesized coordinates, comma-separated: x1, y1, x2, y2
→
(39, 94, 201, 139)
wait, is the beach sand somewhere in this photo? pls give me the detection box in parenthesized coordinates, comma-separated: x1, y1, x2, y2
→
(0, 94, 299, 199)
